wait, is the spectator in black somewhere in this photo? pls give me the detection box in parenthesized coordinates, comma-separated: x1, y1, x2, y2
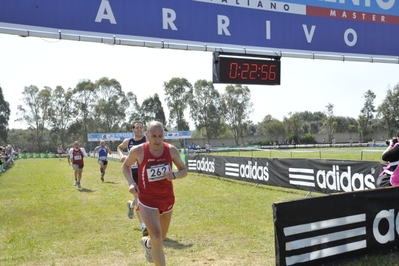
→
(378, 131, 399, 187)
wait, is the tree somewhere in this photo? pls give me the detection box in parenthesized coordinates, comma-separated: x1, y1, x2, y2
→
(245, 121, 257, 136)
(124, 91, 141, 127)
(296, 111, 325, 134)
(140, 93, 167, 126)
(7, 128, 36, 152)
(283, 112, 303, 144)
(377, 84, 399, 138)
(323, 103, 337, 142)
(16, 85, 52, 152)
(48, 86, 74, 148)
(357, 90, 376, 141)
(220, 84, 253, 146)
(189, 79, 223, 143)
(334, 116, 354, 133)
(164, 77, 192, 130)
(261, 115, 285, 143)
(93, 77, 129, 132)
(0, 86, 10, 142)
(72, 80, 96, 144)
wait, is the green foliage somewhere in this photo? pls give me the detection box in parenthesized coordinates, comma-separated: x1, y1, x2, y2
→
(323, 102, 337, 142)
(261, 115, 285, 142)
(284, 112, 303, 141)
(377, 84, 399, 137)
(189, 79, 223, 142)
(10, 78, 399, 154)
(94, 77, 129, 131)
(0, 86, 10, 142)
(13, 78, 144, 151)
(300, 132, 316, 144)
(163, 77, 192, 130)
(139, 93, 166, 126)
(220, 84, 253, 146)
(358, 90, 376, 141)
(15, 85, 54, 151)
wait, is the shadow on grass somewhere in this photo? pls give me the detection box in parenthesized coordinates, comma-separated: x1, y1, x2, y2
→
(164, 237, 193, 249)
(128, 232, 193, 250)
(104, 181, 118, 185)
(78, 188, 95, 193)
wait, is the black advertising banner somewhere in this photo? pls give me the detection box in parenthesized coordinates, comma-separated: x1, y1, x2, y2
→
(186, 155, 393, 265)
(273, 187, 399, 265)
(186, 155, 383, 194)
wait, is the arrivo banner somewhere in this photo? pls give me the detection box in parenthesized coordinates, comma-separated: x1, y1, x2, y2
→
(186, 154, 383, 193)
(0, 0, 398, 58)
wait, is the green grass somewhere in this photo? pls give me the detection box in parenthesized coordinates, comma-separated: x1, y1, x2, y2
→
(0, 153, 397, 266)
(1, 158, 310, 266)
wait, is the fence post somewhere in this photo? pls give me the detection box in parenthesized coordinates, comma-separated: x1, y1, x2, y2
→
(319, 151, 321, 159)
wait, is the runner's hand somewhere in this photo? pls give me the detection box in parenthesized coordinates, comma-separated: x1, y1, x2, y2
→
(129, 183, 139, 195)
(120, 156, 127, 163)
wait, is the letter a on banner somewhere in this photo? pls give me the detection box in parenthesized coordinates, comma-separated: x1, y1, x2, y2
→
(95, 0, 117, 24)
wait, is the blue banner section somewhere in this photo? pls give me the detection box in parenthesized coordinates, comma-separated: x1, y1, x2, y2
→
(0, 0, 398, 57)
(88, 133, 134, 142)
(88, 131, 191, 141)
(164, 131, 192, 139)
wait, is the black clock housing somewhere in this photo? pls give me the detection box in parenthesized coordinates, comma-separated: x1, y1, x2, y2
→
(213, 52, 281, 85)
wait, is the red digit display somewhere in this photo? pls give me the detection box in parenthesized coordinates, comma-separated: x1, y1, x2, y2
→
(241, 63, 249, 79)
(229, 62, 238, 79)
(260, 64, 269, 80)
(249, 63, 257, 80)
(213, 54, 281, 85)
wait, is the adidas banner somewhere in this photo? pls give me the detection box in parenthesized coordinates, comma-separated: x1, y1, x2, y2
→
(273, 186, 399, 265)
(186, 155, 383, 194)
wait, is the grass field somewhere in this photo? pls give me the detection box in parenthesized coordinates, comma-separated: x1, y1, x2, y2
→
(1, 153, 398, 266)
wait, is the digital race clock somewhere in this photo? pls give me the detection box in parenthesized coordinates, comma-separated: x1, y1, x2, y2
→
(212, 52, 281, 85)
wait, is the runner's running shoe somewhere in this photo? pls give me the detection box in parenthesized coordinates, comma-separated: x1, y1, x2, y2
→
(127, 200, 134, 219)
(141, 237, 153, 263)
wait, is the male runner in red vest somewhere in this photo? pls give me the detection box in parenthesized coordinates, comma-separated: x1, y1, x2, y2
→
(122, 121, 187, 265)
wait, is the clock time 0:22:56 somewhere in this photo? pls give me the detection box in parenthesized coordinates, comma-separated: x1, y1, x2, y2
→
(218, 56, 281, 85)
